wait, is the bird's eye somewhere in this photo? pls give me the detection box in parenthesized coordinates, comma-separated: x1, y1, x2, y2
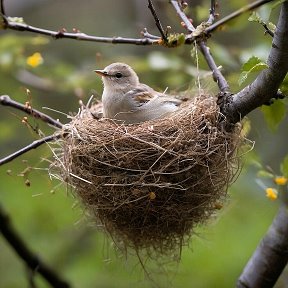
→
(115, 72, 123, 78)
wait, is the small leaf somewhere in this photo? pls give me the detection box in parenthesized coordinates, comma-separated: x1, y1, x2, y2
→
(241, 56, 266, 71)
(248, 12, 264, 24)
(261, 100, 286, 132)
(238, 61, 268, 86)
(257, 170, 274, 179)
(7, 17, 25, 24)
(281, 155, 288, 178)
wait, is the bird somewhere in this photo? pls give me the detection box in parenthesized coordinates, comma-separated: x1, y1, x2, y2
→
(94, 62, 182, 124)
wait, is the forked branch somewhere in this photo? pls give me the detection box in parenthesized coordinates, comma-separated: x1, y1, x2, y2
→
(170, 0, 230, 92)
(0, 95, 63, 129)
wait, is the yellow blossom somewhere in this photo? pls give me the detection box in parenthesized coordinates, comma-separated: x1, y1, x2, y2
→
(274, 176, 288, 186)
(265, 188, 278, 201)
(26, 52, 43, 68)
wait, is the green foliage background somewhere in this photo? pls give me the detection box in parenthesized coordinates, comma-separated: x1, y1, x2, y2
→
(0, 0, 287, 287)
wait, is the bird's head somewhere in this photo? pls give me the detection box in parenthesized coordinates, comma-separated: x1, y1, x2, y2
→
(94, 62, 139, 93)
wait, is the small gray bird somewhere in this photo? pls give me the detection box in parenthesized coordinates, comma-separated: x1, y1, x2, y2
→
(94, 63, 182, 124)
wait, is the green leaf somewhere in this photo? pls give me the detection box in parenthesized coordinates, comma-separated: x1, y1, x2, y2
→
(281, 155, 288, 178)
(261, 100, 286, 132)
(238, 56, 268, 86)
(7, 17, 25, 24)
(257, 170, 274, 179)
(241, 56, 265, 71)
(280, 74, 288, 94)
(248, 12, 264, 25)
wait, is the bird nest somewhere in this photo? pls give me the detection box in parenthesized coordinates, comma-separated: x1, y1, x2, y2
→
(53, 93, 243, 256)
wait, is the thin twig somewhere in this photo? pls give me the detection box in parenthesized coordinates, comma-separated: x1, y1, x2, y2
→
(141, 28, 161, 40)
(0, 0, 5, 15)
(207, 0, 275, 33)
(3, 17, 157, 46)
(0, 204, 70, 288)
(198, 42, 230, 92)
(170, 0, 230, 93)
(262, 22, 274, 37)
(170, 0, 195, 32)
(0, 134, 61, 166)
(0, 95, 63, 129)
(207, 0, 216, 25)
(147, 0, 167, 41)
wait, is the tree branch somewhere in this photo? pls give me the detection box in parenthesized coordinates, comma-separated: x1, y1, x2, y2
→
(0, 0, 5, 15)
(0, 204, 70, 288)
(170, 0, 230, 92)
(207, 0, 216, 25)
(237, 203, 288, 287)
(0, 134, 61, 166)
(170, 0, 194, 33)
(147, 0, 167, 42)
(224, 1, 288, 123)
(2, 16, 157, 45)
(0, 0, 275, 47)
(207, 0, 275, 34)
(0, 95, 63, 129)
(198, 41, 230, 92)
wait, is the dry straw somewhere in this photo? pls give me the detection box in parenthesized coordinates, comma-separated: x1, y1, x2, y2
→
(54, 93, 243, 256)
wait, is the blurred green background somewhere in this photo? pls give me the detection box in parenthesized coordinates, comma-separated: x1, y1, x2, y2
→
(0, 0, 287, 287)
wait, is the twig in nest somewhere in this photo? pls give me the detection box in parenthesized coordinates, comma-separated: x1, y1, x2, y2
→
(0, 95, 63, 129)
(0, 134, 61, 166)
(0, 204, 70, 288)
(147, 0, 167, 42)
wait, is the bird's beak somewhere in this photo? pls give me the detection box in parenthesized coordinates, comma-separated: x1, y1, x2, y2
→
(94, 69, 108, 77)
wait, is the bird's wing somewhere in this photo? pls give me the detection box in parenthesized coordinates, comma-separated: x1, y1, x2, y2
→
(125, 83, 183, 108)
(125, 84, 159, 107)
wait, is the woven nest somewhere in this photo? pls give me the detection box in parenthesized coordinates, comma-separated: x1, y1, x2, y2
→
(54, 94, 242, 256)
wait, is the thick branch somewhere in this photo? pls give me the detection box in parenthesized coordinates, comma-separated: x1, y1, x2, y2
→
(0, 95, 63, 129)
(225, 1, 288, 123)
(0, 204, 70, 288)
(0, 134, 61, 166)
(237, 204, 288, 288)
